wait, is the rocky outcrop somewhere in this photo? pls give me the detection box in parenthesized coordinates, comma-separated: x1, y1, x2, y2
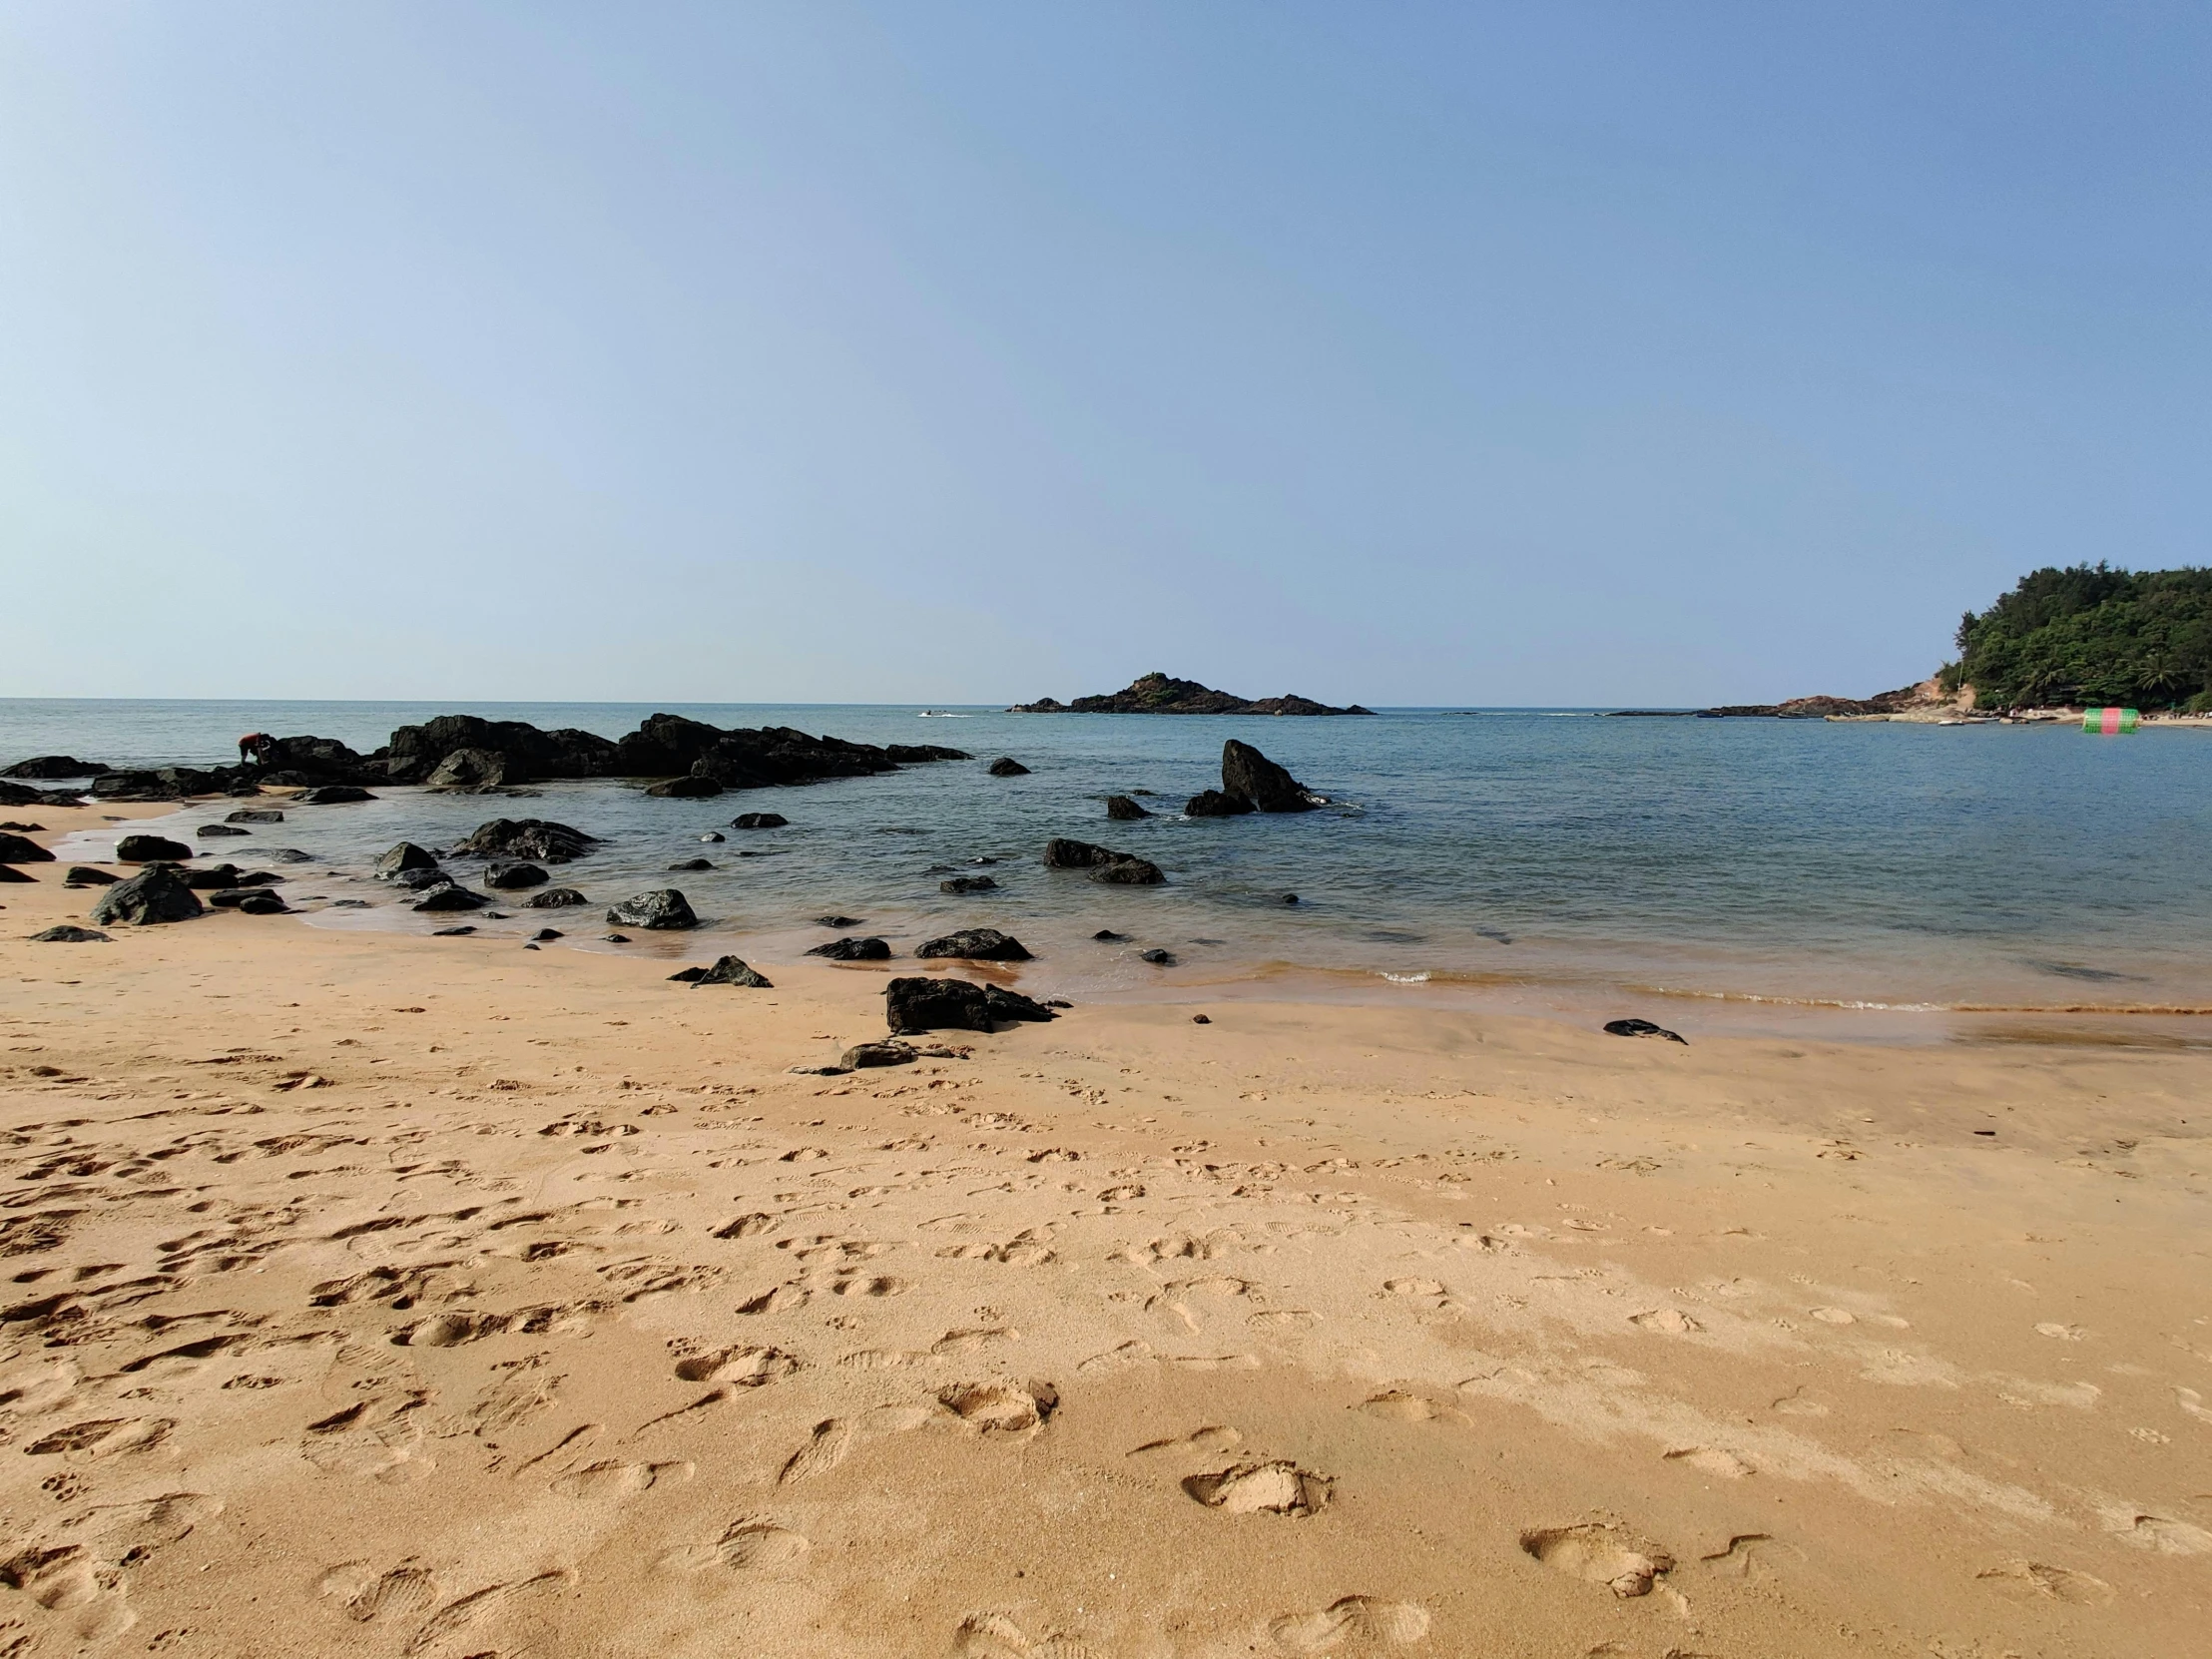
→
(0, 832, 55, 864)
(452, 820, 596, 863)
(808, 936, 891, 961)
(91, 865, 203, 925)
(64, 866, 118, 886)
(378, 716, 619, 786)
(884, 976, 1056, 1034)
(3, 757, 103, 779)
(646, 776, 724, 799)
(115, 833, 192, 863)
(914, 927, 1032, 961)
(987, 758, 1030, 777)
(613, 715, 968, 792)
(1042, 838, 1164, 885)
(1105, 796, 1149, 821)
(294, 785, 375, 805)
(1611, 676, 1974, 721)
(1221, 740, 1321, 813)
(424, 748, 511, 790)
(0, 783, 48, 807)
(1011, 672, 1373, 717)
(606, 889, 697, 930)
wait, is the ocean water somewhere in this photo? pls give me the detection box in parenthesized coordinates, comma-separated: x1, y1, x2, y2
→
(6, 698, 2211, 1036)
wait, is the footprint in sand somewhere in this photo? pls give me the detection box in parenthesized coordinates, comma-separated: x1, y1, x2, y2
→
(402, 1569, 575, 1657)
(316, 1560, 441, 1624)
(1382, 1279, 1443, 1298)
(1698, 1533, 1802, 1581)
(952, 1610, 1093, 1659)
(2034, 1322, 2085, 1341)
(834, 1275, 908, 1298)
(713, 1213, 777, 1239)
(1628, 1309, 1701, 1335)
(778, 1418, 853, 1483)
(1770, 1386, 1830, 1417)
(2108, 1512, 2212, 1555)
(1663, 1446, 1754, 1478)
(1129, 1425, 1244, 1461)
(938, 1381, 1058, 1435)
(1975, 1560, 2114, 1604)
(1358, 1391, 1466, 1425)
(737, 1284, 811, 1315)
(932, 1328, 1018, 1357)
(1077, 1341, 1154, 1375)
(1519, 1524, 1673, 1597)
(673, 1346, 799, 1384)
(661, 1518, 811, 1574)
(1269, 1595, 1429, 1654)
(24, 1416, 176, 1459)
(1185, 1461, 1332, 1516)
(1810, 1307, 1856, 1326)
(550, 1458, 693, 1499)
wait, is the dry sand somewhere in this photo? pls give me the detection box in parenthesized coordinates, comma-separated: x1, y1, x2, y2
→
(1, 803, 2207, 1657)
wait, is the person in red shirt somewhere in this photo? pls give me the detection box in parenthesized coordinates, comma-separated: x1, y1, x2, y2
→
(238, 733, 276, 766)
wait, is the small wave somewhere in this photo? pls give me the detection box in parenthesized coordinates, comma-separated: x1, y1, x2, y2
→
(1379, 970, 1431, 984)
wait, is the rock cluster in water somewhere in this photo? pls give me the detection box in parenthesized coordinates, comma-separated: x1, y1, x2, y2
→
(1011, 672, 1372, 717)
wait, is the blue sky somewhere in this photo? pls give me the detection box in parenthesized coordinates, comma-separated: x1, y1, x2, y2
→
(3, 3, 2204, 705)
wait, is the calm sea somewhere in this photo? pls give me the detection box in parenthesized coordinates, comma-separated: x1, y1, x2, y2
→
(6, 698, 2210, 1038)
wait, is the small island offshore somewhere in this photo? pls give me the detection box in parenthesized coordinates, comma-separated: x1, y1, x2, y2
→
(1011, 671, 1374, 716)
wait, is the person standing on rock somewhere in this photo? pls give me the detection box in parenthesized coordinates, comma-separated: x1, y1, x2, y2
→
(239, 733, 276, 766)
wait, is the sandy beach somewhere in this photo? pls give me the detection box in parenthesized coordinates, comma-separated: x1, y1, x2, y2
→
(2, 801, 2207, 1658)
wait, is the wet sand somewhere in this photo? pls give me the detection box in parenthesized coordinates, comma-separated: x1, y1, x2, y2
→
(1, 801, 2207, 1657)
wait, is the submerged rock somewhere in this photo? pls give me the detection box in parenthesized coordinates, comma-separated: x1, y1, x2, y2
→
(114, 834, 192, 863)
(90, 865, 203, 925)
(606, 888, 697, 930)
(940, 874, 998, 894)
(815, 913, 862, 928)
(914, 927, 1032, 961)
(293, 785, 376, 805)
(412, 881, 490, 913)
(987, 757, 1030, 777)
(808, 935, 891, 961)
(526, 887, 589, 908)
(1042, 838, 1164, 885)
(453, 819, 597, 863)
(884, 975, 1056, 1034)
(731, 812, 787, 830)
(197, 823, 251, 838)
(668, 857, 714, 871)
(1105, 795, 1149, 821)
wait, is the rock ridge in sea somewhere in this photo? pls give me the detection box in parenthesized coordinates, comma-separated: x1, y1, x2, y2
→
(1010, 672, 1372, 717)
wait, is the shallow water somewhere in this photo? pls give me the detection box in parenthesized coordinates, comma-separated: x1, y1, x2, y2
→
(8, 698, 2211, 1033)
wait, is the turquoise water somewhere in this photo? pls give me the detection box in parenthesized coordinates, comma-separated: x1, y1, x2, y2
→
(6, 698, 2210, 1029)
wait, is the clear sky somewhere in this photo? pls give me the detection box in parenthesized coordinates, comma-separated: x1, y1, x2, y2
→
(3, 3, 2205, 707)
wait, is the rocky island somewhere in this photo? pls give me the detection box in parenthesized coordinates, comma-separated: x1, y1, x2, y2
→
(1011, 671, 1373, 717)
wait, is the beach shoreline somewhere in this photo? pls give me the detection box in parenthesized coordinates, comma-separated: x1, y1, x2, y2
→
(3, 808, 2209, 1655)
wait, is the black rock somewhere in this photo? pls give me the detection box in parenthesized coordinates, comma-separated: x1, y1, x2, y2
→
(1105, 796, 1150, 821)
(732, 813, 787, 830)
(329, 899, 369, 908)
(526, 887, 589, 908)
(839, 1040, 917, 1069)
(1220, 740, 1321, 813)
(694, 954, 773, 988)
(197, 823, 251, 837)
(31, 925, 109, 942)
(646, 776, 724, 799)
(815, 914, 863, 928)
(229, 870, 284, 887)
(668, 965, 707, 982)
(1140, 948, 1177, 965)
(211, 888, 288, 913)
(485, 861, 550, 889)
(90, 865, 203, 925)
(1184, 789, 1255, 818)
(1092, 929, 1125, 941)
(668, 857, 714, 871)
(177, 863, 245, 890)
(808, 935, 891, 961)
(294, 785, 376, 805)
(64, 866, 119, 886)
(1192, 1013, 1211, 1023)
(412, 881, 490, 913)
(884, 976, 1056, 1034)
(3, 756, 102, 780)
(380, 715, 619, 787)
(453, 819, 597, 863)
(884, 744, 970, 764)
(0, 822, 39, 830)
(1043, 838, 1164, 885)
(701, 832, 725, 842)
(940, 874, 998, 894)
(0, 864, 32, 882)
(423, 748, 511, 790)
(0, 784, 44, 806)
(987, 758, 1030, 777)
(533, 927, 563, 941)
(374, 842, 442, 878)
(114, 834, 192, 863)
(1603, 1018, 1687, 1045)
(258, 848, 317, 863)
(227, 808, 284, 824)
(606, 888, 697, 930)
(89, 771, 180, 802)
(0, 832, 56, 864)
(1282, 893, 1300, 904)
(431, 925, 476, 936)
(914, 927, 1032, 961)
(384, 866, 447, 891)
